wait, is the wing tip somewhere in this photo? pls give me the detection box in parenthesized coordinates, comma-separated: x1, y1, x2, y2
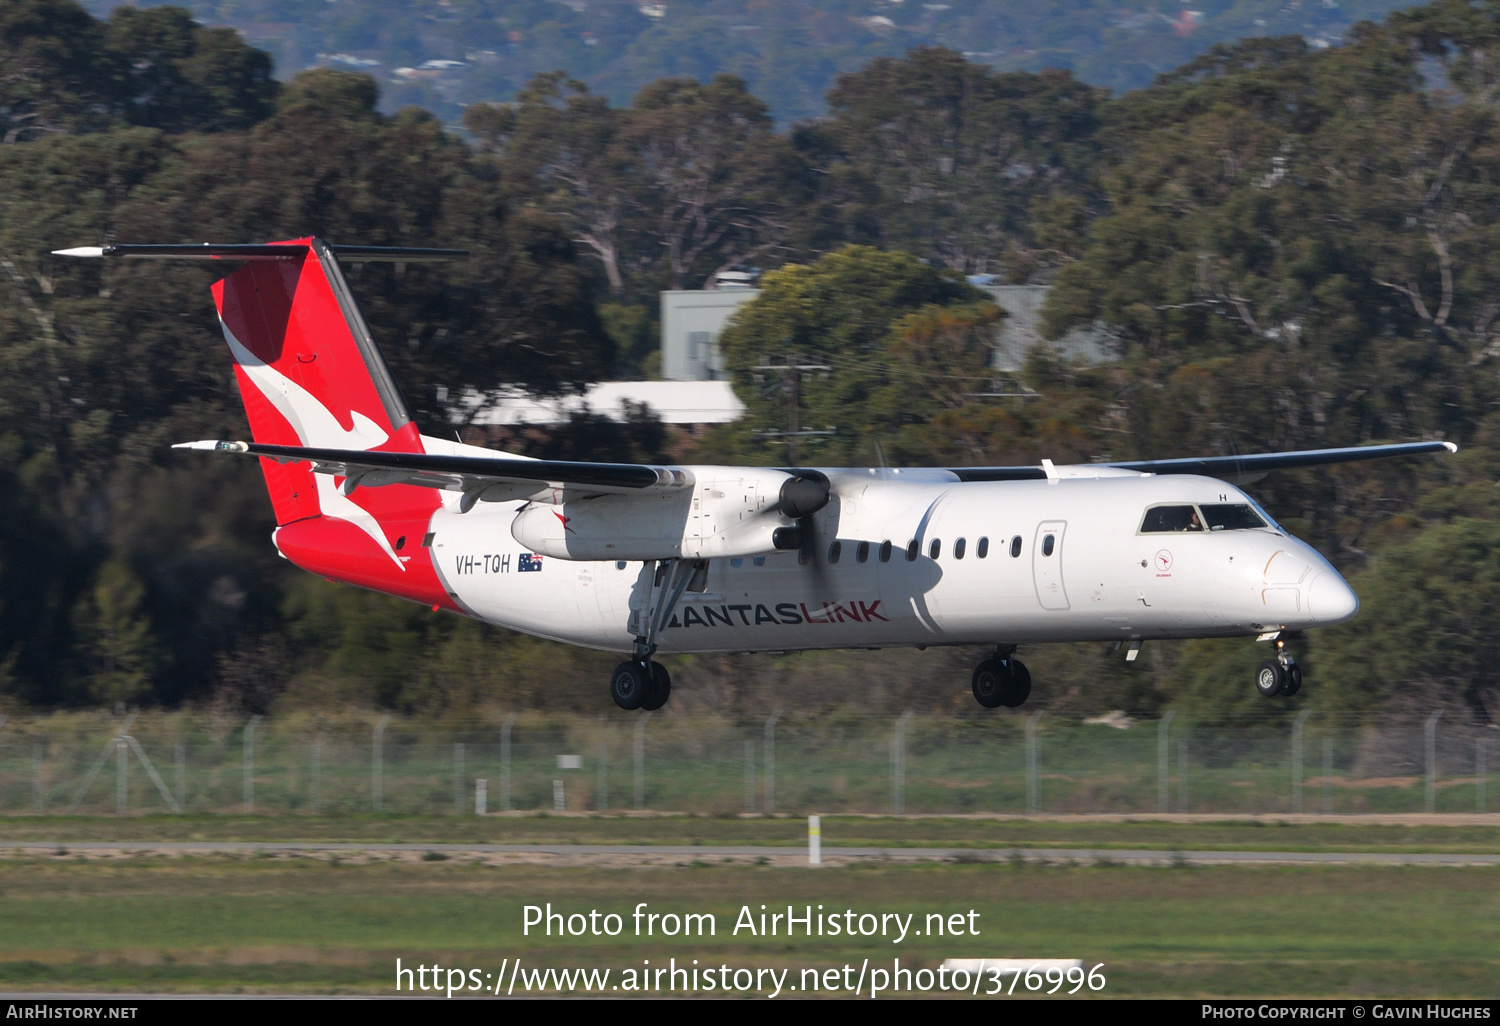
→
(52, 246, 105, 258)
(1444, 441, 1459, 453)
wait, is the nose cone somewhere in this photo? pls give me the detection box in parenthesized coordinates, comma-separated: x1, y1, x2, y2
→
(1306, 571, 1359, 625)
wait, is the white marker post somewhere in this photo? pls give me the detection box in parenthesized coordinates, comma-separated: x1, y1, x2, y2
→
(808, 815, 821, 865)
(475, 778, 487, 816)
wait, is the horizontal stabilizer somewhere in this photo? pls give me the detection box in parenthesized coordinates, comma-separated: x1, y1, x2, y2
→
(53, 243, 469, 262)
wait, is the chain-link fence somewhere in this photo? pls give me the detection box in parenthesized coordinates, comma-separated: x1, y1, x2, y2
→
(0, 712, 1490, 816)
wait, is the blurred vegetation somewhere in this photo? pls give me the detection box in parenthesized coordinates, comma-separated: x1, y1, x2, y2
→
(72, 0, 1418, 126)
(0, 1, 1497, 730)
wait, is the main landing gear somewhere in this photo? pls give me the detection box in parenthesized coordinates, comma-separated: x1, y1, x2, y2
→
(610, 557, 705, 711)
(971, 646, 1032, 708)
(610, 660, 672, 711)
(1254, 636, 1302, 698)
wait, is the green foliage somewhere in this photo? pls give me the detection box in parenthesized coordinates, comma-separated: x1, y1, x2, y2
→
(70, 555, 161, 707)
(490, 71, 804, 298)
(815, 48, 1106, 279)
(597, 302, 656, 376)
(275, 577, 621, 715)
(1038, 13, 1500, 558)
(0, 12, 609, 710)
(713, 246, 989, 464)
(0, 0, 116, 141)
(1314, 516, 1500, 718)
(76, 0, 1418, 125)
(105, 5, 277, 132)
(0, 0, 275, 142)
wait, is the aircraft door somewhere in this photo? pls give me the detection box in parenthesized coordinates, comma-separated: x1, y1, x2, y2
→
(1033, 520, 1069, 611)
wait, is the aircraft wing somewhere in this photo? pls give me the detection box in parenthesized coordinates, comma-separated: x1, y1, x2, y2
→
(173, 440, 693, 509)
(179, 437, 1456, 506)
(948, 441, 1458, 484)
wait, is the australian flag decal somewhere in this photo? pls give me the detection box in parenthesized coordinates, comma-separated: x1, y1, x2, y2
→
(518, 552, 544, 572)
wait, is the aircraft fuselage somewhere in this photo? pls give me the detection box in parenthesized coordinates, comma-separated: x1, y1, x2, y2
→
(422, 471, 1357, 653)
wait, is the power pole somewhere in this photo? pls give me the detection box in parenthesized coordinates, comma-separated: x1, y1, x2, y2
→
(753, 350, 834, 464)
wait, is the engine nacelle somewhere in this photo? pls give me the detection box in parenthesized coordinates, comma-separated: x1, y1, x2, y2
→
(510, 469, 815, 561)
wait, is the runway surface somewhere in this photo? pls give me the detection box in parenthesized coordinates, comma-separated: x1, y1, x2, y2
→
(4, 841, 1497, 865)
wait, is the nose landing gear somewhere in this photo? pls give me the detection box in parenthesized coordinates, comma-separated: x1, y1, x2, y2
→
(972, 646, 1032, 708)
(1254, 637, 1302, 698)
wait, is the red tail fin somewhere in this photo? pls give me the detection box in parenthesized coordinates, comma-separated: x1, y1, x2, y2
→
(212, 238, 450, 607)
(212, 237, 425, 523)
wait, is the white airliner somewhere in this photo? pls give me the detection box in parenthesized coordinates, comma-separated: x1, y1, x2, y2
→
(58, 239, 1456, 710)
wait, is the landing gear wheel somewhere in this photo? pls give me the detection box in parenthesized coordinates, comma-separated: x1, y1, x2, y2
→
(641, 661, 672, 711)
(610, 661, 648, 710)
(1281, 662, 1302, 697)
(1255, 660, 1286, 698)
(1003, 660, 1033, 708)
(971, 659, 1006, 708)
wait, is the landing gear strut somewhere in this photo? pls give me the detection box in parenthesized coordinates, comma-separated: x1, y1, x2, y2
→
(972, 646, 1032, 708)
(1255, 637, 1302, 698)
(610, 558, 704, 711)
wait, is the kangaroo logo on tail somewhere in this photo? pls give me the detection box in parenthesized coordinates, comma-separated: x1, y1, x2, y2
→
(210, 238, 436, 577)
(219, 317, 404, 570)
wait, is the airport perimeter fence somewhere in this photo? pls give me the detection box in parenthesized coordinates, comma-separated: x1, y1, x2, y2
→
(0, 711, 1491, 817)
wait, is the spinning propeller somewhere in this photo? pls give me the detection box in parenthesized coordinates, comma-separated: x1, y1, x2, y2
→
(772, 471, 834, 586)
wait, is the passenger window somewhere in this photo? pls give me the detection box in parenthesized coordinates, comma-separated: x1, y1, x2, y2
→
(929, 538, 942, 560)
(856, 541, 870, 563)
(753, 556, 766, 567)
(954, 537, 966, 560)
(976, 536, 988, 558)
(906, 539, 919, 561)
(798, 548, 810, 566)
(1200, 503, 1269, 531)
(1010, 535, 1022, 558)
(616, 560, 627, 570)
(1042, 534, 1055, 557)
(829, 540, 842, 564)
(730, 558, 743, 568)
(1141, 505, 1204, 533)
(879, 540, 892, 563)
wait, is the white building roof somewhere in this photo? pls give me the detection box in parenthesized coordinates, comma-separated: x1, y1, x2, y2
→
(462, 380, 745, 427)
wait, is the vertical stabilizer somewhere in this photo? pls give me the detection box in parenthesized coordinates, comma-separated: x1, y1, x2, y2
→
(210, 238, 449, 605)
(212, 238, 425, 525)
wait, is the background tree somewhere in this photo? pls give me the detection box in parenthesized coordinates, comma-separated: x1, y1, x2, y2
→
(71, 554, 161, 708)
(808, 48, 1106, 279)
(1040, 25, 1497, 561)
(621, 74, 806, 290)
(710, 246, 994, 465)
(477, 73, 632, 296)
(104, 4, 277, 133)
(0, 0, 116, 142)
(0, 27, 611, 708)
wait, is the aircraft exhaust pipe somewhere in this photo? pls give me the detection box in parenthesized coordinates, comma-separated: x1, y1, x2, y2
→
(772, 526, 803, 550)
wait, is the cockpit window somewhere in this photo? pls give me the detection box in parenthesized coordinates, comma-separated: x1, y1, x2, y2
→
(1141, 502, 1273, 534)
(1200, 503, 1269, 531)
(1140, 505, 1203, 533)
